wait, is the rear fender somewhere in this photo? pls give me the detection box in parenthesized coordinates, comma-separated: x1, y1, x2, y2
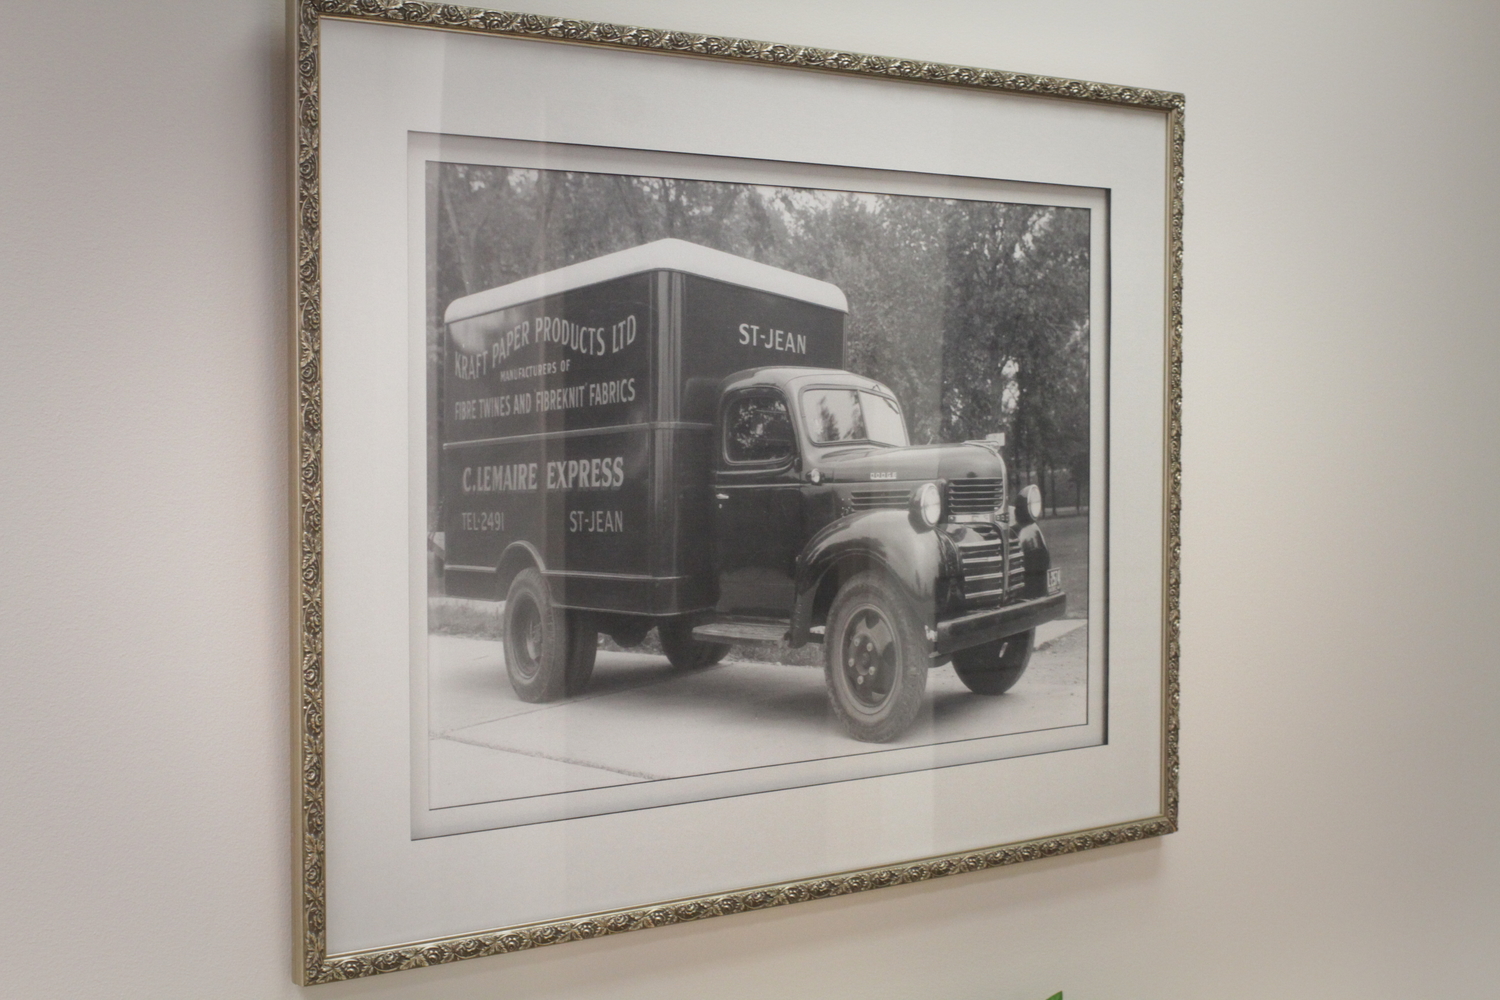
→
(790, 510, 959, 644)
(495, 541, 545, 599)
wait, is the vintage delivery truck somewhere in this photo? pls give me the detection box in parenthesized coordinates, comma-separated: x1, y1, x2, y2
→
(440, 239, 1066, 741)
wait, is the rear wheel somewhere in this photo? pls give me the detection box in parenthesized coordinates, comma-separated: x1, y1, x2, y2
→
(658, 619, 730, 670)
(951, 629, 1034, 695)
(502, 568, 597, 701)
(824, 572, 928, 742)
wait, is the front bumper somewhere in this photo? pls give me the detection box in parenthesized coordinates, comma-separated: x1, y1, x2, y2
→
(932, 590, 1067, 658)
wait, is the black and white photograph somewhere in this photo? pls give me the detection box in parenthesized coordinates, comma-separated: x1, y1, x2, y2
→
(413, 142, 1108, 836)
(302, 10, 1173, 973)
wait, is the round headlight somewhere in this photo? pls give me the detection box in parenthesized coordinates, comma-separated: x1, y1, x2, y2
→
(1021, 483, 1043, 521)
(915, 482, 943, 527)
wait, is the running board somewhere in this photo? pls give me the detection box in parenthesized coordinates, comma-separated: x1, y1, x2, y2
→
(692, 622, 789, 644)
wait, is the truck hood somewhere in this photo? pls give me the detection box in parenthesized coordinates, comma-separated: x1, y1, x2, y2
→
(809, 441, 1004, 485)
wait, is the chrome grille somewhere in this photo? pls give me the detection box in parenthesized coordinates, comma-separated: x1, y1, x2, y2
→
(955, 523, 1008, 607)
(1005, 531, 1026, 597)
(947, 478, 1003, 516)
(849, 488, 910, 511)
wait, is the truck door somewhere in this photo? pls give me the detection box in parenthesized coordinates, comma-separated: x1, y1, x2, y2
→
(714, 388, 805, 617)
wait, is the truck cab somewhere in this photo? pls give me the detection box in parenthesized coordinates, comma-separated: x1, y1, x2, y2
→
(695, 367, 1065, 738)
(439, 239, 1064, 741)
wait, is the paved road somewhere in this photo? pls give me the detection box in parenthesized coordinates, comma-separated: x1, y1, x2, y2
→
(425, 621, 1089, 810)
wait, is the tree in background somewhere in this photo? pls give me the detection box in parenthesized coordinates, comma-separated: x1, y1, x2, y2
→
(427, 164, 1091, 519)
(936, 201, 1090, 498)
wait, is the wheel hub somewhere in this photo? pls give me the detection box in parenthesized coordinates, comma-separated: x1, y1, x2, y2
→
(511, 598, 543, 679)
(842, 607, 896, 708)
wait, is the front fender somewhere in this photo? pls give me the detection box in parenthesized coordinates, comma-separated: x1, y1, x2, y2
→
(1016, 522, 1052, 598)
(791, 510, 961, 644)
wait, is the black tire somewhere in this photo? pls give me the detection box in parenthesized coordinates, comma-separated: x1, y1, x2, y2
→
(824, 572, 929, 742)
(562, 611, 598, 696)
(502, 568, 597, 701)
(658, 619, 730, 669)
(951, 629, 1034, 695)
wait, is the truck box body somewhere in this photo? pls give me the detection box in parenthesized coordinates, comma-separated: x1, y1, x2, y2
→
(440, 240, 847, 615)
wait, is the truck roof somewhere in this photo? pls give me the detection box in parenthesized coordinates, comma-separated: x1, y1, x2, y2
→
(443, 239, 850, 324)
(724, 367, 894, 394)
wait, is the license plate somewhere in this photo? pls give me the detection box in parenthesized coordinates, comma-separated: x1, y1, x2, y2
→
(1047, 568, 1062, 595)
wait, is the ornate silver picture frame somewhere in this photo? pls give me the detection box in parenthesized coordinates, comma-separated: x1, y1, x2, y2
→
(293, 0, 1182, 984)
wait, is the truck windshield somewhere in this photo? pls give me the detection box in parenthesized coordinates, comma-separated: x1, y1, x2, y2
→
(800, 388, 909, 447)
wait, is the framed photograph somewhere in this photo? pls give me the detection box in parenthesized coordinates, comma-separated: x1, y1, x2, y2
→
(293, 0, 1182, 984)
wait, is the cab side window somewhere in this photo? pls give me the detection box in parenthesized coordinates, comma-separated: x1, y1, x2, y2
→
(724, 391, 795, 464)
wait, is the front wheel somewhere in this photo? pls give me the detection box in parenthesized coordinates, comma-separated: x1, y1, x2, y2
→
(824, 572, 928, 742)
(951, 629, 1034, 695)
(502, 568, 597, 701)
(658, 619, 730, 670)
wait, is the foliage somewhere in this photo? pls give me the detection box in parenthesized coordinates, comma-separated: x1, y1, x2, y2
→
(427, 163, 1090, 493)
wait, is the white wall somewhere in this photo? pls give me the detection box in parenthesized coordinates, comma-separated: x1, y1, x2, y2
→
(2, 1, 1497, 997)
